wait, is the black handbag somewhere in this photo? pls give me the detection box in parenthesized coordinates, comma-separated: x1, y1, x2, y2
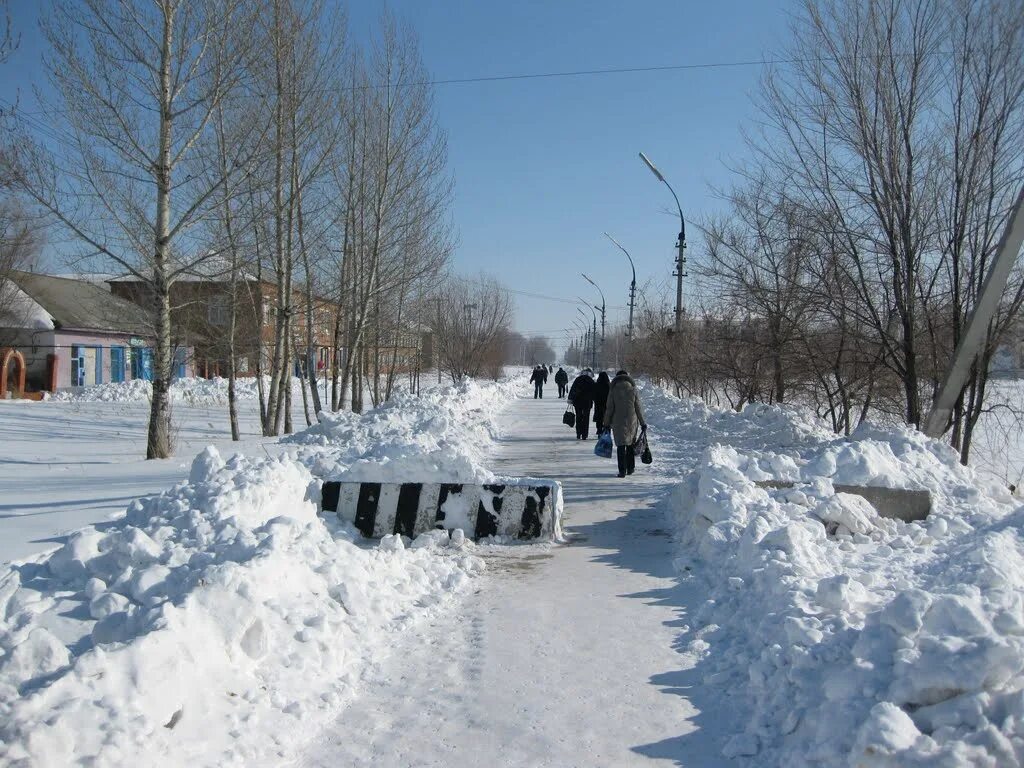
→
(562, 407, 576, 428)
(635, 428, 653, 464)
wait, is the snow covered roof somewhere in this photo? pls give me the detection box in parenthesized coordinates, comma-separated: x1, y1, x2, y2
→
(105, 254, 259, 283)
(6, 271, 151, 335)
(0, 281, 55, 330)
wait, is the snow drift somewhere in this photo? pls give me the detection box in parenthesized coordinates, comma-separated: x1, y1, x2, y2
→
(0, 376, 538, 766)
(287, 378, 563, 542)
(0, 448, 483, 766)
(285, 378, 519, 483)
(646, 381, 1024, 766)
(48, 376, 309, 406)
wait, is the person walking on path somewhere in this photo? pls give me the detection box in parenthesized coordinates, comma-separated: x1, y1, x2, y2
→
(604, 369, 647, 478)
(530, 366, 546, 399)
(568, 368, 596, 440)
(554, 367, 569, 398)
(593, 370, 610, 435)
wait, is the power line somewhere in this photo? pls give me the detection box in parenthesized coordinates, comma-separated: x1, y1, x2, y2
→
(6, 56, 807, 111)
(381, 57, 793, 89)
(450, 274, 628, 310)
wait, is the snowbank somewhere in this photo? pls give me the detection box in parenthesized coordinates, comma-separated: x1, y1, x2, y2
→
(48, 376, 306, 406)
(0, 377, 536, 765)
(286, 377, 563, 541)
(0, 447, 483, 767)
(649, 381, 1024, 766)
(286, 378, 521, 485)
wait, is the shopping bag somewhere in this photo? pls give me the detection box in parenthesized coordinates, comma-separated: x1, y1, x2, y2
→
(562, 407, 576, 428)
(635, 428, 653, 465)
(594, 431, 613, 458)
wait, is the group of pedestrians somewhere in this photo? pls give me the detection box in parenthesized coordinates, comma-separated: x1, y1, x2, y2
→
(530, 364, 555, 398)
(545, 365, 647, 479)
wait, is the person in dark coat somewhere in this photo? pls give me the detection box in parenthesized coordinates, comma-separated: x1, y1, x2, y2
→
(593, 370, 610, 434)
(530, 365, 546, 398)
(554, 367, 569, 398)
(567, 368, 596, 439)
(604, 369, 647, 478)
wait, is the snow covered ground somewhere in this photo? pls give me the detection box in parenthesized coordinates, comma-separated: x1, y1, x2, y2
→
(2, 372, 1023, 766)
(970, 377, 1024, 492)
(641, 383, 1024, 766)
(299, 393, 730, 768)
(0, 397, 274, 564)
(0, 376, 524, 765)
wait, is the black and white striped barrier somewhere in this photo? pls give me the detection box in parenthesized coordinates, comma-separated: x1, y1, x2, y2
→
(320, 480, 563, 541)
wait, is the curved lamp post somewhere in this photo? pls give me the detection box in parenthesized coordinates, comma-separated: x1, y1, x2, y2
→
(639, 151, 686, 332)
(582, 273, 606, 369)
(577, 299, 598, 369)
(571, 318, 588, 367)
(603, 232, 636, 345)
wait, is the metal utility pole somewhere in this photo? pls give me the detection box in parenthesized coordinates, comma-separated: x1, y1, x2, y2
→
(572, 319, 587, 368)
(639, 152, 686, 332)
(582, 273, 606, 368)
(576, 307, 591, 366)
(577, 301, 598, 369)
(924, 187, 1024, 438)
(604, 233, 636, 348)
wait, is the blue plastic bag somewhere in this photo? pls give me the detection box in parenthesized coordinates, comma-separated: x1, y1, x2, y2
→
(594, 431, 613, 459)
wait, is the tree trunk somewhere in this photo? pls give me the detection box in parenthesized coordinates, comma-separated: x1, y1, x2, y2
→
(147, 280, 174, 459)
(147, 6, 175, 460)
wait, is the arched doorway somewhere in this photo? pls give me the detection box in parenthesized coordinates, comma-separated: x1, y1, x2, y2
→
(1, 348, 26, 398)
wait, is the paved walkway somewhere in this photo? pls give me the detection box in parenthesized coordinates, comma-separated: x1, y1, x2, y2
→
(299, 394, 728, 767)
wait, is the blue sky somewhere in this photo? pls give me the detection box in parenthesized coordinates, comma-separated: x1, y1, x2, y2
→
(5, 1, 798, 354)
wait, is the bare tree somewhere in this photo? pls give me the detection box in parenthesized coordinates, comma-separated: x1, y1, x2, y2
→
(0, 202, 40, 341)
(432, 275, 512, 382)
(699, 179, 819, 403)
(744, 0, 1024, 462)
(930, 0, 1024, 461)
(330, 13, 454, 412)
(0, 1, 15, 65)
(755, 0, 948, 427)
(7, 0, 254, 458)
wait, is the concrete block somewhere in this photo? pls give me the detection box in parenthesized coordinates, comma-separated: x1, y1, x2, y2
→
(755, 480, 931, 522)
(320, 480, 562, 540)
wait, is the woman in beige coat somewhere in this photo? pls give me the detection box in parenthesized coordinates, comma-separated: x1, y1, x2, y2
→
(603, 370, 647, 478)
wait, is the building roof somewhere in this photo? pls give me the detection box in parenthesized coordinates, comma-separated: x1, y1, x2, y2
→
(106, 254, 259, 283)
(6, 271, 151, 335)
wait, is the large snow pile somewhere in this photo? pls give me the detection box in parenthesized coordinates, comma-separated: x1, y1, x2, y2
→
(285, 377, 562, 540)
(650, 382, 1024, 766)
(0, 447, 483, 766)
(286, 378, 521, 484)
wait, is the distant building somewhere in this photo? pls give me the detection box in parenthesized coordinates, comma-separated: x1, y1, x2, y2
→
(108, 270, 339, 379)
(0, 271, 184, 393)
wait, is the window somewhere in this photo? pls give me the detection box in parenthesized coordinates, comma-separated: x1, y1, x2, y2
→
(208, 296, 229, 326)
(110, 347, 126, 383)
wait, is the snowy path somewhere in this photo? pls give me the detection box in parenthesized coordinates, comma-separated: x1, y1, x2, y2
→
(299, 394, 729, 767)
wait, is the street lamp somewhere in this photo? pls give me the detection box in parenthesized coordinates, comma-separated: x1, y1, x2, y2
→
(571, 319, 588, 367)
(604, 232, 636, 346)
(639, 151, 686, 332)
(577, 299, 598, 369)
(582, 273, 606, 368)
(573, 319, 589, 366)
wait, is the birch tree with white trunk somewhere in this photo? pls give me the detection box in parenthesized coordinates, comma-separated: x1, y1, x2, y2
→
(8, 0, 254, 458)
